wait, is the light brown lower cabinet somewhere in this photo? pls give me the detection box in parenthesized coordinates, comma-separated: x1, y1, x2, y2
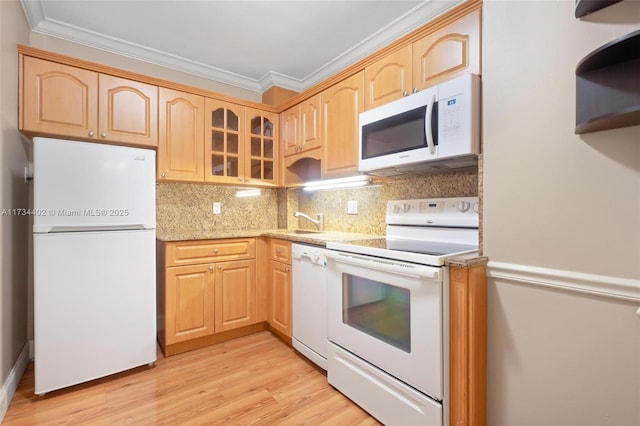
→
(267, 239, 292, 342)
(449, 264, 487, 426)
(157, 238, 487, 425)
(157, 238, 265, 356)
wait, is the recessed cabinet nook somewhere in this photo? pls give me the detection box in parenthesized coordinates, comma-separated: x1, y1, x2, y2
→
(18, 0, 486, 423)
(574, 1, 640, 134)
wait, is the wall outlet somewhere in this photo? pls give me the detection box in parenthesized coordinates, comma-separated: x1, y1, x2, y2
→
(347, 200, 358, 215)
(212, 202, 221, 215)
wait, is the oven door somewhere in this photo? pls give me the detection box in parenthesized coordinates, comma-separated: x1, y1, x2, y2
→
(326, 250, 444, 400)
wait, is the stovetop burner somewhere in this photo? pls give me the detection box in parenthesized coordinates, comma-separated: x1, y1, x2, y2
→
(326, 197, 480, 266)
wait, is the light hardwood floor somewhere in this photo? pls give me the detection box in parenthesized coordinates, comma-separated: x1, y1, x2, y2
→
(3, 331, 380, 425)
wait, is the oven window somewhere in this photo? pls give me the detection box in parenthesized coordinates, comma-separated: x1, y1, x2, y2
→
(342, 274, 411, 352)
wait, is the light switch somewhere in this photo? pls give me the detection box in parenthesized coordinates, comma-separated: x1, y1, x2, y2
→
(348, 200, 358, 215)
(213, 202, 221, 215)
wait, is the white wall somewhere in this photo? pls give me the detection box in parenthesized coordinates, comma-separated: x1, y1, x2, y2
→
(0, 0, 31, 420)
(483, 1, 640, 425)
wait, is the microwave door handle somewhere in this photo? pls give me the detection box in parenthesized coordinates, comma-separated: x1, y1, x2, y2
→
(425, 93, 436, 155)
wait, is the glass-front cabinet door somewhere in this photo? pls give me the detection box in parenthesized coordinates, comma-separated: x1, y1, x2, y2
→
(204, 99, 245, 184)
(245, 108, 279, 187)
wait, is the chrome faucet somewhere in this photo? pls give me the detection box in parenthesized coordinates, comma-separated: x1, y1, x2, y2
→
(293, 212, 324, 231)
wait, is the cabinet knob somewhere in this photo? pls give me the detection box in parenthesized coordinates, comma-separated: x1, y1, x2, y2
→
(213, 249, 219, 254)
(88, 131, 95, 137)
(217, 265, 222, 270)
(100, 132, 107, 138)
(209, 266, 214, 271)
(403, 91, 409, 97)
(412, 88, 419, 94)
(285, 267, 290, 272)
(161, 172, 166, 178)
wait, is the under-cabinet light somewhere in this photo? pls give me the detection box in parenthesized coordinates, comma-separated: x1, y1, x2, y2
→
(303, 175, 372, 192)
(235, 188, 261, 198)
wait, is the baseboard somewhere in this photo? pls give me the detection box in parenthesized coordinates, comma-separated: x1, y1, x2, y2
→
(0, 342, 30, 423)
(487, 261, 640, 302)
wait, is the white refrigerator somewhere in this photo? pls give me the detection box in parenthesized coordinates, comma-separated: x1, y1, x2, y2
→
(33, 137, 157, 395)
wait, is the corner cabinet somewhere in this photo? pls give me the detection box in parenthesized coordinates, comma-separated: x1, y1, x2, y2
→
(204, 99, 279, 187)
(321, 71, 364, 179)
(20, 56, 158, 147)
(157, 238, 263, 356)
(157, 88, 205, 182)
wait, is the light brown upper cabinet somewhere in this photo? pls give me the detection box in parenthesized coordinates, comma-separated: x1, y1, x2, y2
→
(364, 45, 413, 110)
(98, 74, 158, 146)
(158, 88, 204, 182)
(364, 8, 481, 110)
(205, 99, 245, 185)
(321, 71, 364, 179)
(281, 104, 300, 157)
(204, 99, 278, 187)
(413, 8, 481, 91)
(281, 93, 322, 159)
(21, 57, 98, 140)
(300, 94, 322, 155)
(21, 56, 158, 147)
(245, 108, 279, 187)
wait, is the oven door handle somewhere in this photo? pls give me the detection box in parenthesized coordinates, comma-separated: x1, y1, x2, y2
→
(325, 251, 441, 280)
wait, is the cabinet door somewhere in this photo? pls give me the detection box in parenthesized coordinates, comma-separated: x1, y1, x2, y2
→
(281, 104, 300, 157)
(412, 8, 481, 90)
(98, 74, 158, 147)
(300, 94, 322, 153)
(204, 98, 245, 184)
(245, 108, 279, 187)
(214, 259, 256, 332)
(21, 56, 98, 139)
(158, 88, 204, 182)
(321, 71, 364, 179)
(269, 260, 292, 338)
(364, 45, 413, 110)
(165, 263, 214, 345)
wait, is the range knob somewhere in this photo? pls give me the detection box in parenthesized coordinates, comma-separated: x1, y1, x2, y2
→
(458, 201, 471, 213)
(473, 203, 479, 214)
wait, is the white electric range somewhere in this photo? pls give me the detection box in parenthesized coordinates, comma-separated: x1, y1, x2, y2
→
(325, 196, 479, 425)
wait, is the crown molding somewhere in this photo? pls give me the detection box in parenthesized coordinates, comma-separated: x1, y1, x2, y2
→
(20, 0, 462, 94)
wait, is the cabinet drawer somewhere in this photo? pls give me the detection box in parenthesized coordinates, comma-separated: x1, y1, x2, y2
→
(271, 239, 292, 264)
(166, 238, 255, 266)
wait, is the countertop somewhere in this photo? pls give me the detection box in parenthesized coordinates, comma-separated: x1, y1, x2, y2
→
(156, 229, 382, 245)
(156, 229, 487, 268)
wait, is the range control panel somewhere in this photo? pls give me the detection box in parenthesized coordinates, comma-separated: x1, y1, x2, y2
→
(386, 197, 479, 228)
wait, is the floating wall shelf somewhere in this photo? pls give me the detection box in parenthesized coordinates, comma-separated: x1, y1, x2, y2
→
(575, 29, 640, 134)
(575, 0, 623, 18)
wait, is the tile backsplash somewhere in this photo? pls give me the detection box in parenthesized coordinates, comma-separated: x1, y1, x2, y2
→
(157, 170, 478, 237)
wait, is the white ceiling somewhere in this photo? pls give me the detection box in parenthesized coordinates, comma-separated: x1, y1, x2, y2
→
(20, 0, 462, 93)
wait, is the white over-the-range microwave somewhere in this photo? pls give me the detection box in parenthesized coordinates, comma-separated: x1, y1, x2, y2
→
(358, 73, 480, 177)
